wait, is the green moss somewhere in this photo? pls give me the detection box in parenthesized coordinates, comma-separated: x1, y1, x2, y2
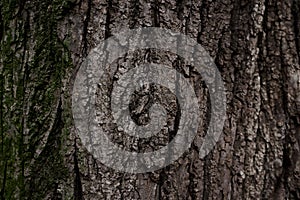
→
(0, 0, 74, 198)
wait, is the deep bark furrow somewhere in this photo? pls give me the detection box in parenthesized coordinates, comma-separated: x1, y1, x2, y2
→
(74, 139, 84, 200)
(82, 0, 92, 56)
(104, 0, 112, 39)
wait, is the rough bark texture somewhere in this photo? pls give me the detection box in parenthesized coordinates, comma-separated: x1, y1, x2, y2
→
(1, 0, 300, 199)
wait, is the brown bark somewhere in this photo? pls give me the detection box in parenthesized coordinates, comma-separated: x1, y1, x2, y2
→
(0, 0, 299, 199)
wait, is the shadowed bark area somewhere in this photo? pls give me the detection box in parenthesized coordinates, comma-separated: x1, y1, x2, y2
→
(0, 0, 299, 199)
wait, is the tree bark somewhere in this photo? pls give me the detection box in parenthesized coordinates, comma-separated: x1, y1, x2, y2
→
(1, 0, 300, 199)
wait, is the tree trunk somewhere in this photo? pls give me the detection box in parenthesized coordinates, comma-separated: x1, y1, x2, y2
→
(1, 0, 300, 199)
